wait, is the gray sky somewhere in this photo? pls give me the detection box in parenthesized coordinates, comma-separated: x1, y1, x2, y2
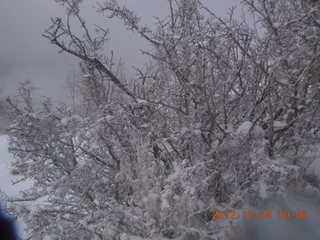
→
(0, 0, 240, 101)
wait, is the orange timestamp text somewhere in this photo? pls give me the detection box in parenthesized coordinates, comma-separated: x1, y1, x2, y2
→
(211, 210, 308, 220)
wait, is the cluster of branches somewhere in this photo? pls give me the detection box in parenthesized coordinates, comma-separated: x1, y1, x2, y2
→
(5, 0, 320, 239)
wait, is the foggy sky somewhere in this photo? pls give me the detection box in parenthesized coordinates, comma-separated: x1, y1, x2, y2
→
(0, 0, 239, 102)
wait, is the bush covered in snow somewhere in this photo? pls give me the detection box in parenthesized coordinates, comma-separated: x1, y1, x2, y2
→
(5, 0, 320, 239)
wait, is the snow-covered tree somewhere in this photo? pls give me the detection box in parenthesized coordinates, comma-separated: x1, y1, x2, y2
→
(6, 0, 320, 239)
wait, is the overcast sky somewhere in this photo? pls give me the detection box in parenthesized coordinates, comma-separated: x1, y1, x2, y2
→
(0, 0, 240, 102)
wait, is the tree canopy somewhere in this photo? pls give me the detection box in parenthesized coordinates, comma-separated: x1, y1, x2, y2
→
(5, 0, 320, 239)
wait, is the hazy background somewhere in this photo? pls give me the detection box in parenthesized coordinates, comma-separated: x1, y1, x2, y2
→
(0, 0, 239, 100)
(0, 0, 240, 135)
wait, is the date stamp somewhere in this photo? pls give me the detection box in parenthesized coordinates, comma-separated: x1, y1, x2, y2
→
(211, 210, 308, 220)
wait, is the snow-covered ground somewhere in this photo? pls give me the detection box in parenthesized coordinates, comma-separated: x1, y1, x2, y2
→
(0, 135, 32, 239)
(306, 145, 320, 179)
(0, 135, 30, 196)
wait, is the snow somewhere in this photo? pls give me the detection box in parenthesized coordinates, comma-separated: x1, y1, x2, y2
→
(305, 144, 320, 178)
(273, 121, 287, 130)
(0, 135, 12, 165)
(120, 233, 145, 240)
(258, 181, 268, 199)
(278, 79, 289, 85)
(27, 205, 41, 217)
(236, 121, 252, 136)
(136, 99, 148, 105)
(88, 142, 99, 152)
(0, 136, 32, 197)
(60, 114, 83, 125)
(180, 127, 188, 135)
(61, 117, 70, 126)
(0, 135, 32, 239)
(272, 22, 281, 29)
(162, 141, 174, 153)
(236, 121, 264, 138)
(43, 235, 55, 240)
(173, 35, 180, 40)
(160, 189, 171, 210)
